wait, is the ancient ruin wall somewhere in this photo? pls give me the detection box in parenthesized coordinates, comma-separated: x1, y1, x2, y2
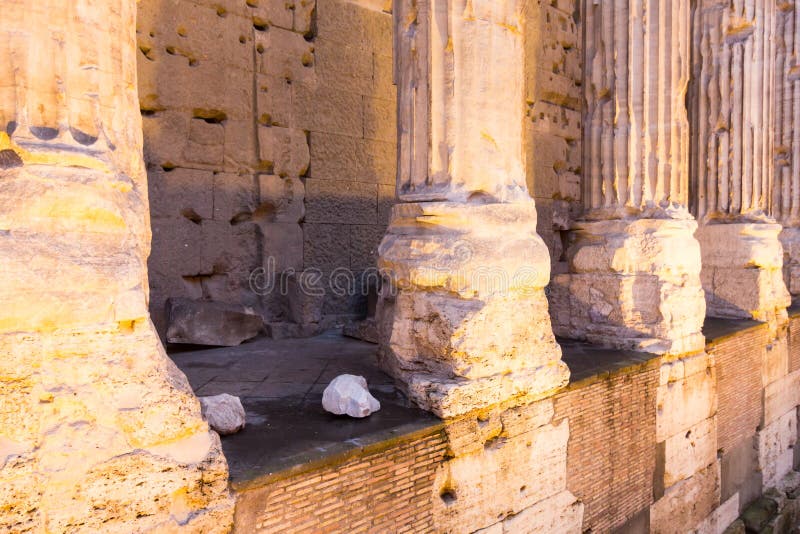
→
(0, 0, 233, 531)
(137, 0, 396, 335)
(137, 0, 582, 334)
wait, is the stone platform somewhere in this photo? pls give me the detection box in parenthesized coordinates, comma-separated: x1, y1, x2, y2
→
(169, 312, 800, 532)
(169, 331, 440, 487)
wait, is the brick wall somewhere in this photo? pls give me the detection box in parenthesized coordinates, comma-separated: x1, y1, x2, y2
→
(553, 361, 660, 532)
(232, 425, 446, 533)
(229, 320, 800, 532)
(710, 326, 768, 454)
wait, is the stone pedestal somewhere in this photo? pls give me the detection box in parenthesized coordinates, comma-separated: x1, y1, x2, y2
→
(551, 217, 706, 355)
(378, 201, 568, 418)
(378, 0, 571, 418)
(695, 223, 790, 322)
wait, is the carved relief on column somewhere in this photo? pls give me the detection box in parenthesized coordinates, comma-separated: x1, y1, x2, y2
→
(549, 0, 706, 356)
(774, 1, 800, 299)
(378, 0, 570, 419)
(689, 0, 790, 322)
(0, 1, 233, 530)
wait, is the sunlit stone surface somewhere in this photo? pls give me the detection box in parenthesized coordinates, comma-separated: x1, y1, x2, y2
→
(377, 0, 569, 419)
(690, 0, 790, 322)
(550, 0, 706, 356)
(0, 1, 233, 531)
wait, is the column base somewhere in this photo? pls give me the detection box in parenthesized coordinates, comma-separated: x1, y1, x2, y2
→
(376, 201, 569, 418)
(779, 227, 800, 300)
(550, 218, 706, 355)
(696, 223, 790, 323)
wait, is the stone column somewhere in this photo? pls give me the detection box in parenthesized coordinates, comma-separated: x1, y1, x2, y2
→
(0, 1, 233, 530)
(775, 1, 800, 300)
(550, 0, 707, 355)
(690, 0, 790, 322)
(377, 0, 569, 418)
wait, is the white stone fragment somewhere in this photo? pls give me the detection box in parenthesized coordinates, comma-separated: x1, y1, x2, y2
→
(322, 375, 381, 418)
(199, 394, 246, 435)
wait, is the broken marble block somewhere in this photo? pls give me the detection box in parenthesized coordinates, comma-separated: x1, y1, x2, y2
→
(166, 298, 263, 346)
(322, 375, 381, 418)
(199, 393, 246, 435)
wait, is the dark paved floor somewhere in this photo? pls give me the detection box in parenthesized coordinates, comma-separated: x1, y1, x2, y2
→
(169, 331, 439, 489)
(558, 339, 654, 383)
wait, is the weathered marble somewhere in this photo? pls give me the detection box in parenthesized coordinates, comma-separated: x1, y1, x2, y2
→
(321, 374, 381, 418)
(775, 2, 800, 299)
(690, 0, 790, 322)
(554, 0, 705, 355)
(378, 0, 569, 418)
(0, 1, 233, 530)
(200, 394, 247, 435)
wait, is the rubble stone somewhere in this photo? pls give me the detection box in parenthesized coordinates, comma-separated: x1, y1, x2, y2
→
(322, 375, 381, 418)
(199, 394, 246, 435)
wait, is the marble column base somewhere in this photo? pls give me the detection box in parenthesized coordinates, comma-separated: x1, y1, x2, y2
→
(550, 218, 706, 356)
(696, 223, 790, 323)
(376, 201, 569, 418)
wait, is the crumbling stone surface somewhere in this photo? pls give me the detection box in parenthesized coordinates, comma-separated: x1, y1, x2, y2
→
(552, 217, 706, 355)
(554, 0, 706, 356)
(433, 400, 582, 533)
(696, 223, 791, 323)
(378, 0, 569, 418)
(689, 1, 790, 323)
(0, 1, 234, 530)
(166, 298, 263, 346)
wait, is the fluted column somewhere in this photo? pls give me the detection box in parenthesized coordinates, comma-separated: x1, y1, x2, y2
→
(774, 1, 800, 299)
(549, 0, 706, 355)
(377, 0, 569, 418)
(690, 0, 790, 322)
(0, 1, 233, 530)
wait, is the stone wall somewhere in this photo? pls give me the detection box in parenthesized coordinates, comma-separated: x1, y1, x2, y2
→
(137, 0, 583, 336)
(137, 0, 395, 337)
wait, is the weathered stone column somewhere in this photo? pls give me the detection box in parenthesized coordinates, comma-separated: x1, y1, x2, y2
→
(550, 0, 707, 355)
(775, 1, 800, 300)
(0, 1, 233, 530)
(690, 0, 790, 322)
(377, 0, 569, 418)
